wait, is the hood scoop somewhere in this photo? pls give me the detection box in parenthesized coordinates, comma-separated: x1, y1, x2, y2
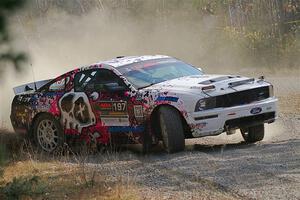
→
(198, 76, 237, 85)
(228, 78, 255, 87)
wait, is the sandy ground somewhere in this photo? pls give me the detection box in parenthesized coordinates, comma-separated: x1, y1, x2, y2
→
(77, 76, 300, 200)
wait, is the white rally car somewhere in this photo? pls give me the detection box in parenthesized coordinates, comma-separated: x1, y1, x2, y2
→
(11, 55, 277, 153)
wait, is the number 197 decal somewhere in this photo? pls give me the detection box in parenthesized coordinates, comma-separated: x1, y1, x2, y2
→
(97, 101, 128, 117)
(112, 102, 127, 112)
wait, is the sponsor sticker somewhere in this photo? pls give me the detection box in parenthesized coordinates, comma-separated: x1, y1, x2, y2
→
(134, 105, 144, 118)
(96, 101, 128, 116)
(97, 101, 130, 126)
(109, 126, 145, 133)
(99, 102, 112, 110)
(155, 96, 179, 102)
(101, 117, 130, 126)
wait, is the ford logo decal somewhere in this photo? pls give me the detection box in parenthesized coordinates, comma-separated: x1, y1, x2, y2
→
(250, 107, 262, 114)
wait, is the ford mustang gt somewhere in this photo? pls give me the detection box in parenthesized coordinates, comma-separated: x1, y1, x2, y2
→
(11, 55, 277, 153)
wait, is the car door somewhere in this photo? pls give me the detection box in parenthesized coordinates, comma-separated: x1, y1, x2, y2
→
(73, 68, 135, 130)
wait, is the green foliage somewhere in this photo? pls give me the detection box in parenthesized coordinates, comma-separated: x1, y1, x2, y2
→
(0, 0, 27, 74)
(0, 144, 7, 178)
(0, 0, 26, 32)
(1, 176, 46, 200)
(0, 144, 6, 166)
(1, 0, 299, 71)
(223, 0, 299, 66)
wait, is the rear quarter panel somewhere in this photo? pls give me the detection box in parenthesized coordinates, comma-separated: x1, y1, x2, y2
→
(10, 92, 64, 134)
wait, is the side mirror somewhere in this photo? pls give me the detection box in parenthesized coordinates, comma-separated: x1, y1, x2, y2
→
(104, 82, 127, 92)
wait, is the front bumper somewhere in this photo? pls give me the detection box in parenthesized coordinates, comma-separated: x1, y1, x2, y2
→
(188, 97, 278, 137)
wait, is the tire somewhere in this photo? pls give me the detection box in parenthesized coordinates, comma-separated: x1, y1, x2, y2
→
(241, 124, 264, 143)
(158, 106, 185, 153)
(33, 114, 65, 153)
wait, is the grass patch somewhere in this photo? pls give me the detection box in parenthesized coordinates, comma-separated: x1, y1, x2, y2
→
(0, 130, 139, 200)
(0, 176, 46, 200)
(0, 160, 138, 200)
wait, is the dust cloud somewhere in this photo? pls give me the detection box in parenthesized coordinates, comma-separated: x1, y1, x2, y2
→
(0, 6, 299, 131)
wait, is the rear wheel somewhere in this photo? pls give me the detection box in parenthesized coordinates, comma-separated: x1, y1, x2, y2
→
(33, 114, 65, 153)
(241, 124, 264, 143)
(158, 106, 185, 153)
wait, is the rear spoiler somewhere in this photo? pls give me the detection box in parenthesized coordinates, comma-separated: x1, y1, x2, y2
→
(13, 79, 52, 95)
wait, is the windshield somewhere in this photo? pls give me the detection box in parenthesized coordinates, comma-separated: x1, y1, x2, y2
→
(117, 58, 203, 89)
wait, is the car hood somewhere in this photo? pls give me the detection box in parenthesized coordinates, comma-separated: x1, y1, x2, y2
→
(143, 74, 270, 96)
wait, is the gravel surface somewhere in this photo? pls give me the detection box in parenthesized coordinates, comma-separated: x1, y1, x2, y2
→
(78, 76, 300, 200)
(82, 114, 299, 200)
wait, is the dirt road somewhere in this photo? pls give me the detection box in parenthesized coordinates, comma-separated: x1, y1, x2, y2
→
(81, 115, 299, 199)
(81, 76, 300, 200)
(1, 76, 299, 199)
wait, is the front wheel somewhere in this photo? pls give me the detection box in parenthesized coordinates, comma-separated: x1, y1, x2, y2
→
(33, 114, 65, 153)
(241, 124, 264, 143)
(158, 106, 185, 153)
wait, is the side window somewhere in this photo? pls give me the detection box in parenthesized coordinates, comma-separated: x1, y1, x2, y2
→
(48, 76, 70, 92)
(74, 69, 126, 92)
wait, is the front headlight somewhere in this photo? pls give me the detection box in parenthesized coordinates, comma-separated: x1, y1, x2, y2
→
(269, 85, 274, 97)
(195, 97, 216, 112)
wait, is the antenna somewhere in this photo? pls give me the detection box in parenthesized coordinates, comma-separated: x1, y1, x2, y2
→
(30, 63, 37, 91)
(16, 15, 37, 92)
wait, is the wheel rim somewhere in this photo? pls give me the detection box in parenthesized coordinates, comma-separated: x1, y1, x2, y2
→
(159, 114, 169, 148)
(37, 119, 59, 152)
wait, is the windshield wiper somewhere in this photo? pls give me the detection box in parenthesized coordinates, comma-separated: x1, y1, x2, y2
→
(138, 83, 157, 90)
